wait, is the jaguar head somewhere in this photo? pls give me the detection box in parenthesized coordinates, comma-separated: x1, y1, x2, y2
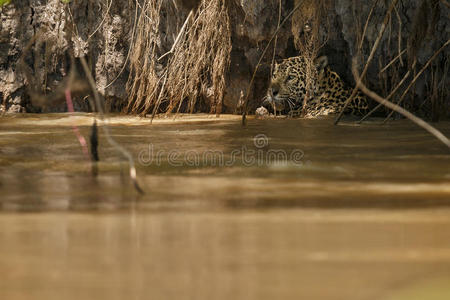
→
(264, 56, 328, 111)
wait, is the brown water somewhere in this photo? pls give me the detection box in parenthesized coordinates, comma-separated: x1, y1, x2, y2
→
(0, 113, 450, 299)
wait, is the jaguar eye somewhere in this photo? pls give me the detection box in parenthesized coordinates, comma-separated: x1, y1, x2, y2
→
(287, 75, 295, 81)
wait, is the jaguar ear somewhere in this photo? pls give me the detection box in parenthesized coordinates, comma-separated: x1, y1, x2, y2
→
(314, 56, 328, 72)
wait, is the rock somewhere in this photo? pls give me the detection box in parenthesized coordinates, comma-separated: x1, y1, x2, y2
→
(7, 104, 24, 113)
(255, 106, 269, 117)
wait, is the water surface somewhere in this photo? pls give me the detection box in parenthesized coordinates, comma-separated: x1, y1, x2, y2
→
(0, 113, 449, 299)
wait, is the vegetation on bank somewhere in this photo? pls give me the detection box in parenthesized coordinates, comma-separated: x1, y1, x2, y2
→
(126, 0, 231, 117)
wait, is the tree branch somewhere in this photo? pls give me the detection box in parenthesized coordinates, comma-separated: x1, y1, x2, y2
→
(334, 0, 399, 125)
(351, 56, 450, 149)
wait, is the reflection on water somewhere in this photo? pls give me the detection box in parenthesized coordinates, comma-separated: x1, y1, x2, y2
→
(0, 113, 450, 299)
(1, 211, 450, 300)
(0, 113, 449, 210)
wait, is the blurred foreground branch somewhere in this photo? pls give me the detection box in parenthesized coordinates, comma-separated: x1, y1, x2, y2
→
(351, 56, 450, 149)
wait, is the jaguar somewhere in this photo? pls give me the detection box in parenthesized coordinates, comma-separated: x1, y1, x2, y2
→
(264, 55, 369, 117)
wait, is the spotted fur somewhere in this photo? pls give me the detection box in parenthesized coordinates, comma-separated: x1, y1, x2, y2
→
(264, 56, 369, 117)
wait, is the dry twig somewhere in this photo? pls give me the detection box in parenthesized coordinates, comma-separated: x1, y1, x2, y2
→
(379, 49, 406, 74)
(334, 0, 399, 125)
(158, 10, 194, 61)
(358, 68, 411, 123)
(383, 39, 450, 122)
(80, 57, 145, 194)
(352, 57, 450, 149)
(358, 0, 379, 52)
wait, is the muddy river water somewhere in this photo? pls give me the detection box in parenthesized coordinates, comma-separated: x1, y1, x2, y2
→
(0, 113, 450, 299)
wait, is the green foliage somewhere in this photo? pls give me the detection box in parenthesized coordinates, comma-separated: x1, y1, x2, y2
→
(61, 0, 72, 3)
(0, 0, 11, 7)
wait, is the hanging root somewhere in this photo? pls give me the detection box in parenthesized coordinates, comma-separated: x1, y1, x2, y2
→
(384, 39, 450, 122)
(352, 56, 450, 149)
(334, 0, 400, 125)
(126, 0, 231, 116)
(242, 0, 306, 125)
(350, 0, 448, 123)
